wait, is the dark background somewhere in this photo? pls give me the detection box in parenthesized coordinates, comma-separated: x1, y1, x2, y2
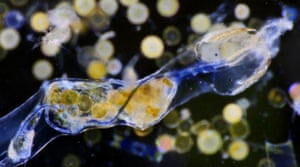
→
(1, 0, 300, 166)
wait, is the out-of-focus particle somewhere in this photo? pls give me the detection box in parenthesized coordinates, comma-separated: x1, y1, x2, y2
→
(120, 0, 138, 7)
(94, 39, 114, 61)
(87, 60, 107, 79)
(234, 3, 250, 21)
(163, 110, 180, 128)
(107, 58, 122, 76)
(133, 127, 153, 137)
(77, 46, 96, 69)
(73, 0, 96, 17)
(190, 13, 211, 34)
(48, 3, 79, 29)
(62, 153, 81, 167)
(155, 134, 174, 153)
(177, 119, 193, 134)
(163, 26, 181, 46)
(83, 129, 102, 146)
(257, 157, 275, 167)
(197, 129, 223, 155)
(32, 59, 53, 80)
(71, 19, 88, 35)
(4, 10, 25, 29)
(229, 119, 250, 139)
(30, 12, 50, 32)
(141, 35, 164, 59)
(127, 2, 149, 25)
(0, 28, 21, 50)
(236, 98, 251, 111)
(179, 108, 191, 120)
(267, 88, 287, 108)
(174, 133, 193, 154)
(289, 82, 300, 101)
(0, 3, 9, 17)
(9, 0, 28, 7)
(155, 51, 174, 67)
(222, 103, 243, 124)
(227, 140, 249, 161)
(211, 115, 229, 134)
(40, 40, 61, 57)
(87, 7, 110, 31)
(190, 120, 210, 135)
(156, 0, 179, 18)
(99, 0, 119, 16)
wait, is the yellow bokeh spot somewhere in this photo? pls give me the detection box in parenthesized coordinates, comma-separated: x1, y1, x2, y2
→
(197, 129, 223, 155)
(157, 0, 179, 17)
(228, 140, 249, 161)
(222, 103, 243, 124)
(127, 2, 149, 25)
(32, 59, 54, 80)
(94, 39, 114, 61)
(141, 35, 164, 59)
(190, 13, 211, 34)
(74, 0, 96, 17)
(30, 12, 50, 32)
(87, 60, 107, 79)
(234, 3, 250, 21)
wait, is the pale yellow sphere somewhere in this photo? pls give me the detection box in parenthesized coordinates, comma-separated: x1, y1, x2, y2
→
(74, 0, 96, 16)
(157, 0, 179, 17)
(40, 41, 61, 57)
(87, 60, 107, 79)
(234, 3, 250, 21)
(222, 103, 243, 124)
(0, 28, 21, 50)
(99, 0, 119, 16)
(127, 2, 149, 25)
(141, 35, 164, 59)
(32, 59, 53, 80)
(197, 129, 223, 155)
(30, 12, 49, 32)
(228, 140, 249, 161)
(94, 39, 114, 61)
(191, 13, 211, 34)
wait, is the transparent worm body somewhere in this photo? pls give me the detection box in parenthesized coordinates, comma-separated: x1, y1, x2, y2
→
(0, 18, 293, 167)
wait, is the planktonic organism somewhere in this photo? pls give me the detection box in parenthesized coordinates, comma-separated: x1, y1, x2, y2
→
(0, 18, 292, 167)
